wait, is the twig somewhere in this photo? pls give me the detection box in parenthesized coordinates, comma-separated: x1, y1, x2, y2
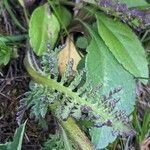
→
(0, 92, 12, 101)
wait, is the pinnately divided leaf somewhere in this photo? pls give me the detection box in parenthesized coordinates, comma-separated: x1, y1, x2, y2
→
(96, 14, 148, 84)
(23, 48, 135, 138)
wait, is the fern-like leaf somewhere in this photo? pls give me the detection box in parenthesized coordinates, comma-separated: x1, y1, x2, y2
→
(23, 48, 135, 137)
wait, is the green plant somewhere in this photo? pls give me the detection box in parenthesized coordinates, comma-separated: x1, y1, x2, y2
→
(0, 41, 12, 65)
(0, 0, 147, 149)
(133, 107, 150, 144)
(0, 121, 26, 150)
(18, 0, 150, 149)
(23, 49, 135, 135)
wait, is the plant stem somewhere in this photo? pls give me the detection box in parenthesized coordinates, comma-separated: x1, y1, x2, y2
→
(0, 34, 28, 43)
(23, 7, 29, 25)
(60, 117, 94, 150)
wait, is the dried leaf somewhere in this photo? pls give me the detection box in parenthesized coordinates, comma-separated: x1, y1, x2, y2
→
(58, 36, 81, 74)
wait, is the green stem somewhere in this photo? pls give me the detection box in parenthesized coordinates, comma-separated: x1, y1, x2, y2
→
(60, 117, 94, 150)
(0, 34, 28, 43)
(23, 7, 29, 25)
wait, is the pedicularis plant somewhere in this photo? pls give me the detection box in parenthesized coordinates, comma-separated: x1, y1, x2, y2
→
(16, 0, 149, 149)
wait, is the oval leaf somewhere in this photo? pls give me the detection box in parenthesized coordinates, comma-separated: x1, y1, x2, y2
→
(55, 6, 72, 29)
(29, 4, 60, 56)
(76, 36, 88, 49)
(96, 14, 148, 84)
(84, 25, 136, 149)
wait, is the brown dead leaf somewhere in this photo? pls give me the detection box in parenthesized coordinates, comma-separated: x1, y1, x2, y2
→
(140, 137, 150, 150)
(58, 35, 81, 74)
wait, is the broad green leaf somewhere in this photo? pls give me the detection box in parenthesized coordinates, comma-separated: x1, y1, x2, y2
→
(85, 26, 136, 149)
(29, 4, 60, 56)
(119, 0, 148, 7)
(0, 42, 12, 65)
(96, 14, 148, 84)
(54, 6, 72, 29)
(76, 36, 88, 49)
(0, 121, 26, 150)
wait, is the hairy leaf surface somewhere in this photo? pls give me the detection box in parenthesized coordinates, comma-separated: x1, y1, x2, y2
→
(96, 14, 148, 84)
